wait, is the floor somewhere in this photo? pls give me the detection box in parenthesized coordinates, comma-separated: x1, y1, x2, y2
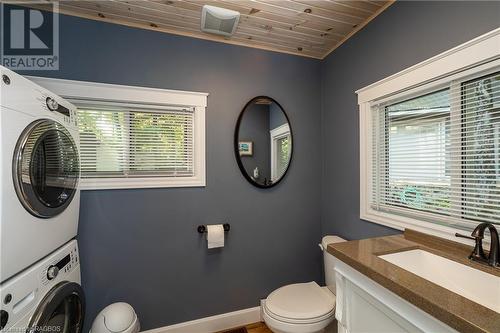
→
(245, 322, 273, 333)
(219, 322, 272, 333)
(221, 321, 337, 333)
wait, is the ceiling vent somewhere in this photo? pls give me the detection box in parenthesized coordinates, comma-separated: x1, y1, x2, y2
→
(201, 5, 240, 37)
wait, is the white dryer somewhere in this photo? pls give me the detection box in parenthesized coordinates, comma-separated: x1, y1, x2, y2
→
(0, 66, 80, 282)
(0, 240, 84, 333)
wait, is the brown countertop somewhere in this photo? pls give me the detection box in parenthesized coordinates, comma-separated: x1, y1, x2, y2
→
(327, 229, 500, 333)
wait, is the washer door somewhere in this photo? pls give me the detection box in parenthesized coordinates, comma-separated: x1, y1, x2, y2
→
(13, 119, 79, 218)
(27, 282, 85, 333)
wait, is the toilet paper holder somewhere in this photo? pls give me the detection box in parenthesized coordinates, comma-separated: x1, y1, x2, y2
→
(197, 224, 230, 233)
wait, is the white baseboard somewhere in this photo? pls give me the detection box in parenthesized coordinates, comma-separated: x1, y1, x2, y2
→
(141, 306, 262, 333)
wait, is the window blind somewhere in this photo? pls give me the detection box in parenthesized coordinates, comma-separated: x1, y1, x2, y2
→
(77, 104, 195, 178)
(371, 71, 500, 230)
(276, 135, 291, 180)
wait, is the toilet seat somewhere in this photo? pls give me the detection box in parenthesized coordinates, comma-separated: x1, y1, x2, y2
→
(265, 282, 335, 324)
(263, 304, 335, 325)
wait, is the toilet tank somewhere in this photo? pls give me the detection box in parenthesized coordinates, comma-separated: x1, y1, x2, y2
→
(321, 235, 346, 295)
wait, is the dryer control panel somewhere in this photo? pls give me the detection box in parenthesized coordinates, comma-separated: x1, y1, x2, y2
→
(0, 66, 78, 128)
(40, 93, 78, 127)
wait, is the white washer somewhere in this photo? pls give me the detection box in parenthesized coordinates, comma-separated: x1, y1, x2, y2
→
(0, 240, 84, 333)
(0, 66, 80, 282)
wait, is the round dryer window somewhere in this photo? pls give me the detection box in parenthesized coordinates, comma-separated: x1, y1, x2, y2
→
(13, 119, 79, 218)
(27, 282, 85, 333)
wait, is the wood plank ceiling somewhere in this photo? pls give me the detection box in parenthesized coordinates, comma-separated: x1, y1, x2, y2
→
(30, 0, 394, 59)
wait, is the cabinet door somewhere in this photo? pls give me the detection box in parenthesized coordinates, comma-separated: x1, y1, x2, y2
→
(346, 281, 424, 333)
(334, 258, 458, 333)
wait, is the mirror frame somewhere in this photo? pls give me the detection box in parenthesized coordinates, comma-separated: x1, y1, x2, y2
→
(234, 96, 293, 189)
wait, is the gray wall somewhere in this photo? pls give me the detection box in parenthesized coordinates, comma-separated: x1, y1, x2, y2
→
(269, 102, 288, 130)
(20, 14, 323, 331)
(239, 104, 271, 182)
(320, 1, 500, 240)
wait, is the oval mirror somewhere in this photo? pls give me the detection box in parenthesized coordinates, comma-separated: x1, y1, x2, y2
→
(235, 96, 293, 188)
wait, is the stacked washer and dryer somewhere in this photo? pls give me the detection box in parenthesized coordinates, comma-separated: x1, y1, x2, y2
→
(0, 66, 84, 333)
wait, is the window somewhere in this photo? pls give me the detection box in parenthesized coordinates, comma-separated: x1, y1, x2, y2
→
(29, 77, 207, 190)
(270, 124, 291, 182)
(375, 89, 451, 218)
(78, 104, 194, 178)
(357, 28, 500, 239)
(372, 73, 499, 231)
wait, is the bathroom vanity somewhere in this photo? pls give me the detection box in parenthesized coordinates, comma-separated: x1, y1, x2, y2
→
(328, 230, 500, 333)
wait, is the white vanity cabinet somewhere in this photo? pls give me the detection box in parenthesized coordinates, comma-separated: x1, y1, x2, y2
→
(333, 258, 458, 333)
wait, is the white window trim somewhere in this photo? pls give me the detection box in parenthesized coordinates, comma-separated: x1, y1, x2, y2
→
(356, 28, 500, 242)
(270, 123, 291, 182)
(28, 76, 207, 190)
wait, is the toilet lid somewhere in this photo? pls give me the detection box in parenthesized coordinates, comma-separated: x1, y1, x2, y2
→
(266, 282, 335, 320)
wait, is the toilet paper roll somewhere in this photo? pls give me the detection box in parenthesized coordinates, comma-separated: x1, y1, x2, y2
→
(207, 224, 224, 249)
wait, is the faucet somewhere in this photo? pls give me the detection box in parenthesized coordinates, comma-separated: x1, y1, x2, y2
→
(456, 223, 499, 267)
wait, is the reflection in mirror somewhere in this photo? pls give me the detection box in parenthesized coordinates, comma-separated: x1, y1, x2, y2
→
(235, 97, 292, 188)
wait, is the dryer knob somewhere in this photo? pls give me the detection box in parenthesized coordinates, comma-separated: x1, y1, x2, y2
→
(47, 266, 59, 280)
(0, 310, 8, 330)
(46, 97, 59, 111)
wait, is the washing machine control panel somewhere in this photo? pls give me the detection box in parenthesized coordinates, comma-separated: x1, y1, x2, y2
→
(46, 266, 59, 280)
(41, 245, 79, 286)
(0, 240, 80, 333)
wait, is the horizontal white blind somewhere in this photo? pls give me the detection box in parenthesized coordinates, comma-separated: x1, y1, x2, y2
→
(276, 135, 291, 180)
(77, 105, 194, 178)
(371, 71, 500, 230)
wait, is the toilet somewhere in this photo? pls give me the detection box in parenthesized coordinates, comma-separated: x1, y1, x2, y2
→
(262, 235, 345, 333)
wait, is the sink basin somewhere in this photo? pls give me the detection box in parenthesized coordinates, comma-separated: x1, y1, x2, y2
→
(379, 249, 500, 313)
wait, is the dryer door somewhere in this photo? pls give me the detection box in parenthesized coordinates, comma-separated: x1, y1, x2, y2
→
(13, 119, 79, 218)
(27, 282, 85, 333)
